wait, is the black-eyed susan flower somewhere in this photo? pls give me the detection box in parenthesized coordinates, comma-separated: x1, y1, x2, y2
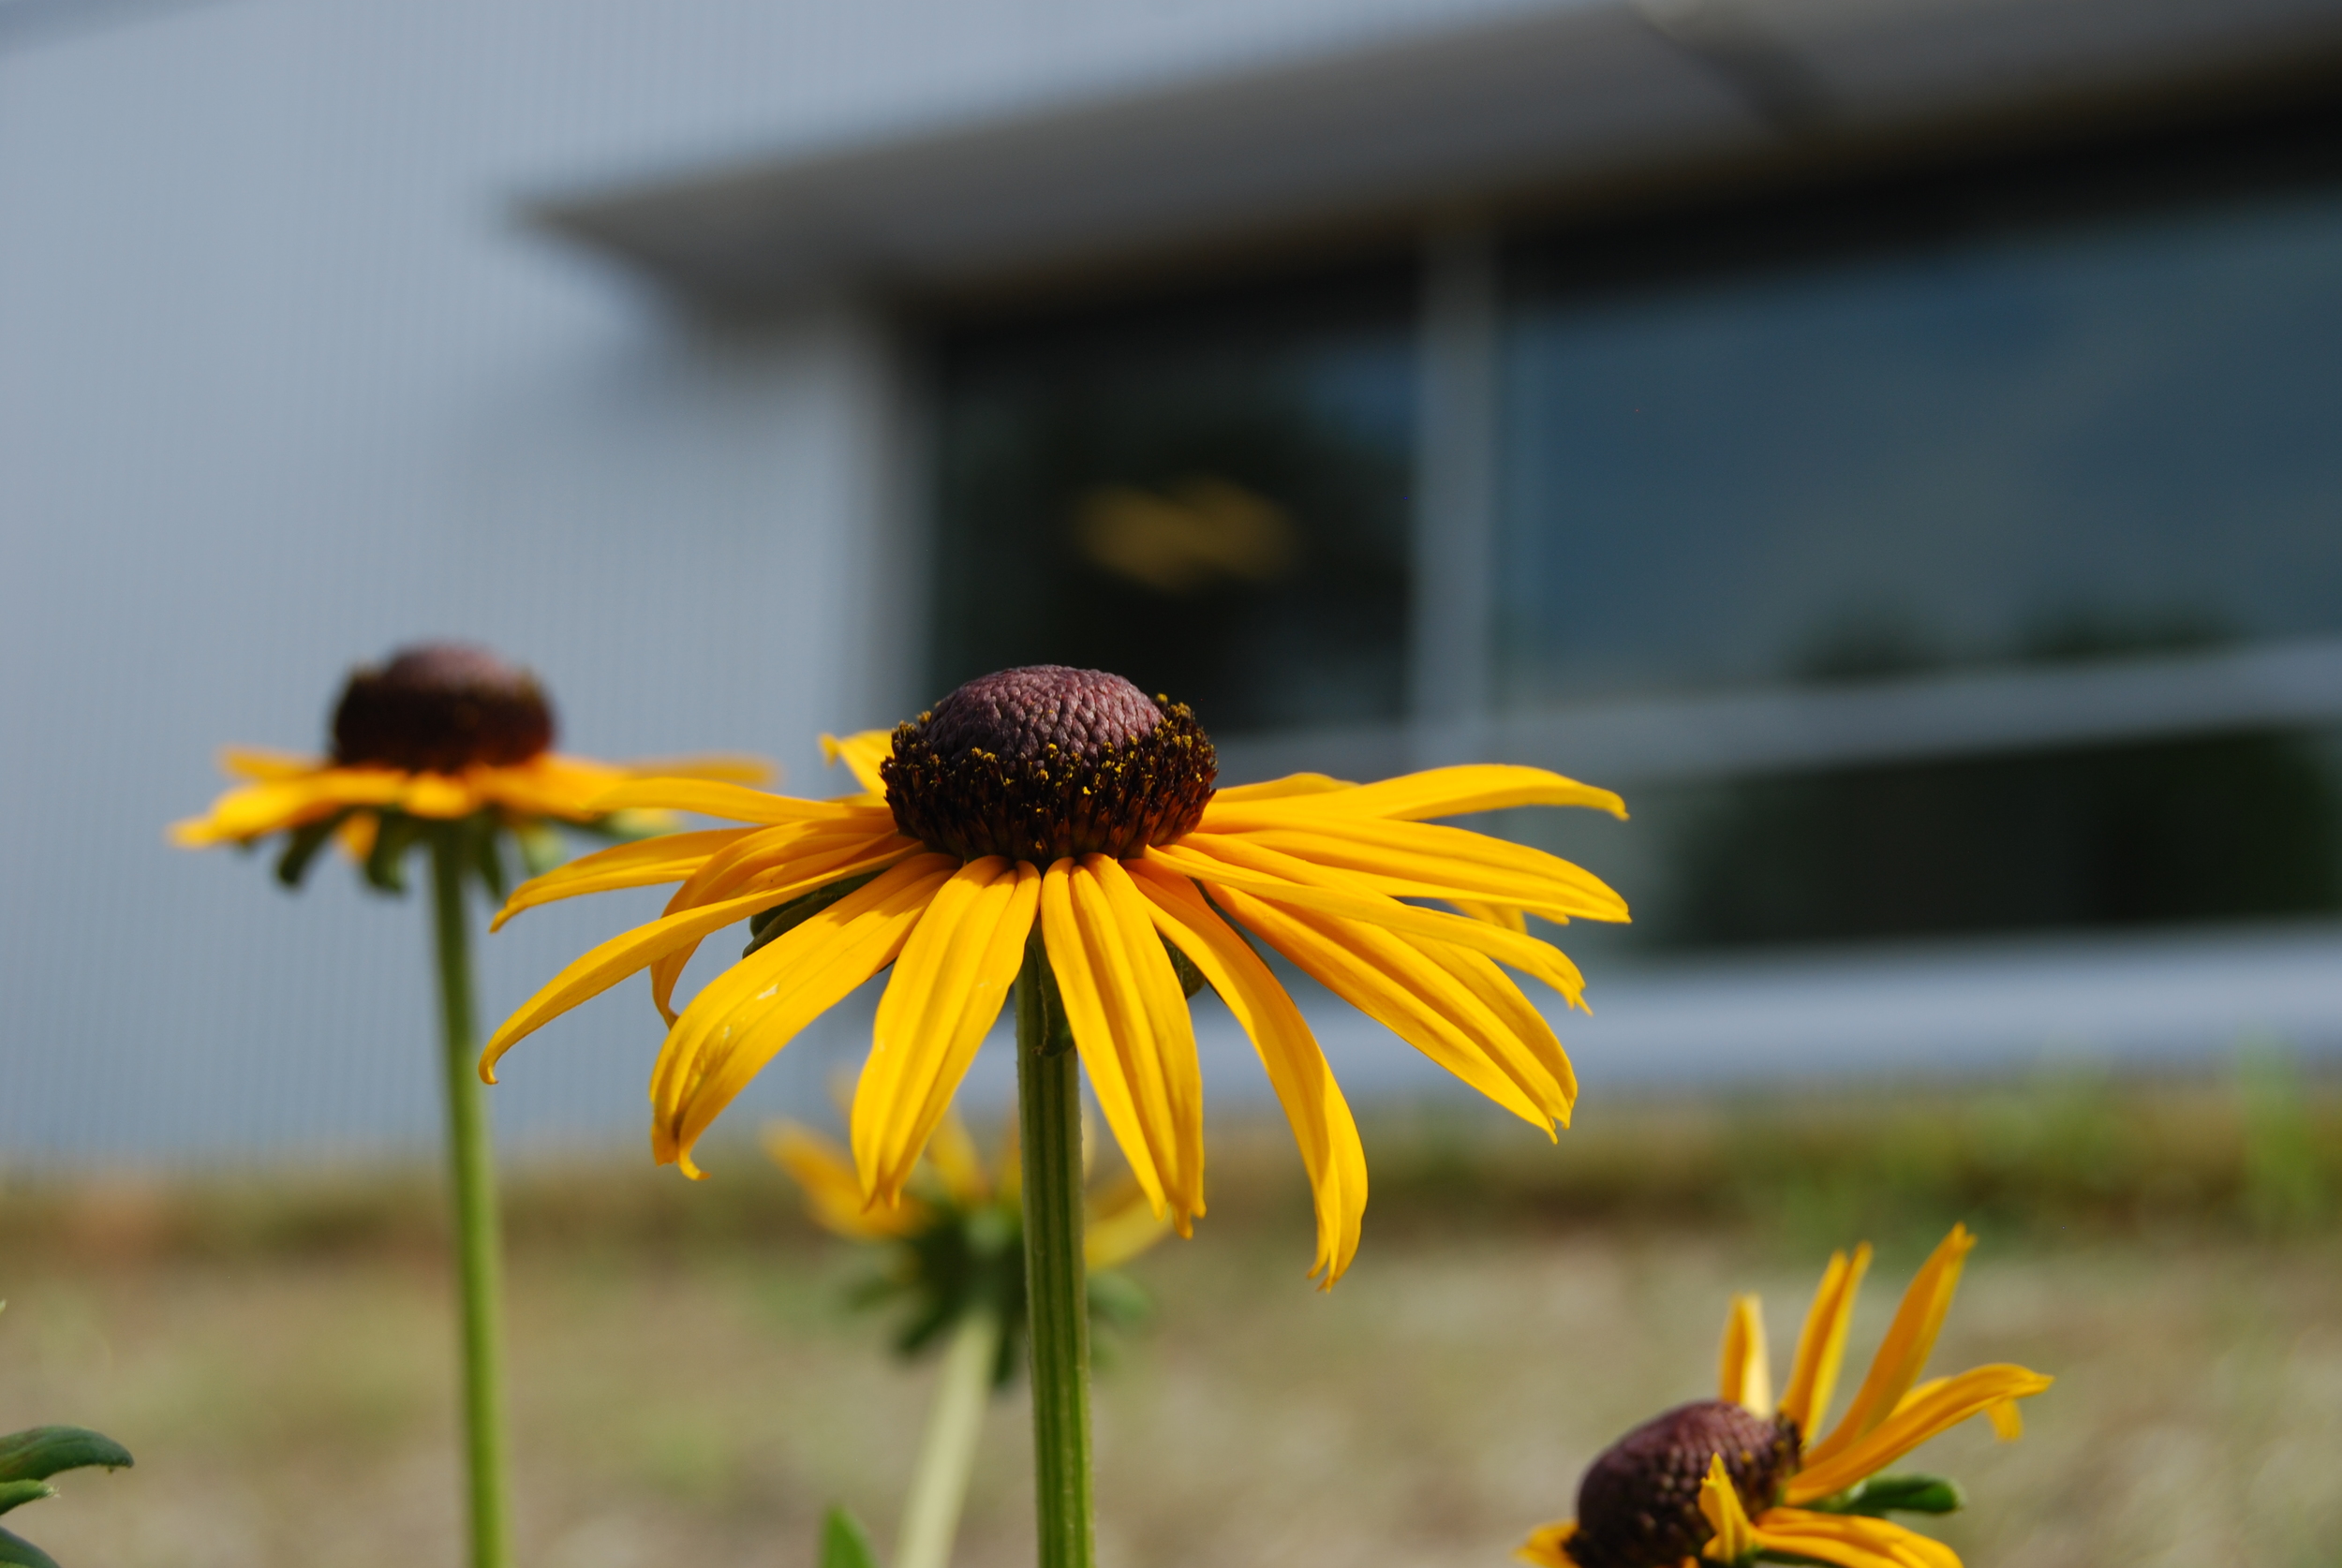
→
(169, 641, 764, 1568)
(483, 664, 1629, 1285)
(1519, 1224, 2053, 1568)
(171, 642, 766, 888)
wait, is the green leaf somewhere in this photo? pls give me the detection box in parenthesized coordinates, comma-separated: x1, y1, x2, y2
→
(514, 821, 569, 878)
(0, 1428, 133, 1486)
(1163, 939, 1208, 998)
(362, 812, 424, 895)
(1085, 1269, 1152, 1329)
(1833, 1474, 1964, 1516)
(274, 811, 351, 890)
(819, 1505, 880, 1568)
(744, 873, 879, 959)
(0, 1525, 61, 1568)
(0, 1483, 51, 1518)
(469, 819, 509, 903)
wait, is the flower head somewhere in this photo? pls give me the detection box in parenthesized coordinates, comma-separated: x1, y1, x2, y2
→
(770, 1115, 1165, 1375)
(1519, 1225, 2053, 1568)
(483, 664, 1630, 1283)
(170, 642, 767, 891)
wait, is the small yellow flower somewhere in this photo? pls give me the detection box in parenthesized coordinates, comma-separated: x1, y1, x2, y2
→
(170, 643, 766, 880)
(767, 1117, 1168, 1273)
(1519, 1224, 2052, 1568)
(484, 665, 1628, 1284)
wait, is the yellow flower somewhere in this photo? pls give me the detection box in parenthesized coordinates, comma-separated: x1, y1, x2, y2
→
(483, 665, 1628, 1283)
(1519, 1224, 2053, 1568)
(170, 643, 766, 874)
(768, 1117, 1168, 1273)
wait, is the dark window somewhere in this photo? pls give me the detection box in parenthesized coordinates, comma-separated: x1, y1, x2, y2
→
(926, 263, 1416, 737)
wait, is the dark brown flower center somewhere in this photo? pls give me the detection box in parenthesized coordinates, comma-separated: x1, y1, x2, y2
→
(881, 666, 1216, 863)
(331, 643, 555, 773)
(1566, 1400, 1800, 1568)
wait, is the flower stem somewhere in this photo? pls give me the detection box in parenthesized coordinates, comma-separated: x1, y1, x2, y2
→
(894, 1305, 1002, 1568)
(1015, 939, 1094, 1568)
(429, 829, 512, 1568)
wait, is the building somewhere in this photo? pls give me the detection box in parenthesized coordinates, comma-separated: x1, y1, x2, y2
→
(6, 0, 2342, 1162)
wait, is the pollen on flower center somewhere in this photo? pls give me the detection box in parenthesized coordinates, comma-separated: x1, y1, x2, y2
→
(881, 665, 1217, 863)
(331, 642, 555, 774)
(1567, 1400, 1800, 1568)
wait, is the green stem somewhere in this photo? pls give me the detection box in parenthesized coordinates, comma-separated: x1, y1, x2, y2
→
(894, 1306, 1002, 1568)
(430, 830, 512, 1568)
(1015, 939, 1094, 1568)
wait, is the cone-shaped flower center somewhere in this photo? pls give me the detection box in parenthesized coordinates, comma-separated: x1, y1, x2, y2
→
(882, 665, 1217, 862)
(1568, 1400, 1799, 1568)
(332, 642, 555, 773)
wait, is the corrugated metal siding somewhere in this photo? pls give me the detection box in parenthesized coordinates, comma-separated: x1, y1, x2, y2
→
(13, 0, 1586, 1162)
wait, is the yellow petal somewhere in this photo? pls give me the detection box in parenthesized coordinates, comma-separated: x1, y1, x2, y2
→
(1189, 814, 1629, 924)
(651, 856, 957, 1174)
(170, 770, 407, 846)
(590, 777, 863, 824)
(490, 828, 755, 930)
(217, 747, 322, 780)
(481, 882, 816, 1079)
(335, 811, 379, 863)
(396, 772, 482, 820)
(1753, 1509, 1963, 1568)
(1129, 860, 1366, 1284)
(1808, 1225, 1976, 1465)
(925, 1113, 993, 1209)
(1210, 773, 1356, 804)
(852, 859, 1040, 1206)
(1404, 935, 1579, 1124)
(1721, 1294, 1773, 1415)
(1986, 1398, 2023, 1441)
(1787, 1365, 2054, 1502)
(821, 731, 895, 796)
(647, 825, 919, 1024)
(469, 755, 631, 820)
(618, 753, 776, 784)
(1148, 837, 1590, 1004)
(1039, 858, 1209, 1233)
(1204, 882, 1565, 1131)
(764, 1123, 929, 1239)
(1515, 1520, 1580, 1568)
(1778, 1245, 1873, 1439)
(1448, 898, 1531, 932)
(1198, 762, 1625, 823)
(1084, 1174, 1173, 1269)
(1700, 1455, 1757, 1561)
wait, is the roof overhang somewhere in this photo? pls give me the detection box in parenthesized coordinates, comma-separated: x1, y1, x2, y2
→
(527, 0, 2342, 304)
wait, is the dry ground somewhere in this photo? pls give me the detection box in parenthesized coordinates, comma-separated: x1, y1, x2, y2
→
(3, 1088, 2337, 1568)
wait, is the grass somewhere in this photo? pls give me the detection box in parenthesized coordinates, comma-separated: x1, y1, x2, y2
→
(2, 1070, 2337, 1568)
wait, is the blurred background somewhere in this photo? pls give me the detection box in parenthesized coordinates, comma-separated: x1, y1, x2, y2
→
(3, 0, 2340, 1562)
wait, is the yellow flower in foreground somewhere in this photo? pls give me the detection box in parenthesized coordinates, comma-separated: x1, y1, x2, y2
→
(484, 665, 1628, 1283)
(170, 643, 766, 874)
(1519, 1224, 2052, 1568)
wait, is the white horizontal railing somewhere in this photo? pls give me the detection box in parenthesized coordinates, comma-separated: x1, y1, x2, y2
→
(1218, 634, 2342, 788)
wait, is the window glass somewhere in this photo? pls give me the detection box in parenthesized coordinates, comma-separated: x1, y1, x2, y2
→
(1499, 172, 2342, 947)
(927, 265, 1416, 736)
(1497, 192, 2342, 707)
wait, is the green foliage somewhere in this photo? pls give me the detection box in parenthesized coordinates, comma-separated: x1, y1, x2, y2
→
(744, 873, 881, 959)
(273, 809, 352, 889)
(1823, 1473, 1965, 1516)
(2236, 1041, 2330, 1235)
(0, 1428, 132, 1486)
(0, 1525, 64, 1568)
(0, 1483, 51, 1517)
(819, 1505, 880, 1568)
